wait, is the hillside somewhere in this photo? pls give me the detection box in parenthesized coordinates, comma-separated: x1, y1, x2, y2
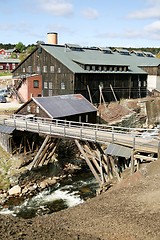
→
(0, 158, 160, 239)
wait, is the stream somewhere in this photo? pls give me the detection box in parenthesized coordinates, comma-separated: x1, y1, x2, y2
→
(0, 171, 99, 219)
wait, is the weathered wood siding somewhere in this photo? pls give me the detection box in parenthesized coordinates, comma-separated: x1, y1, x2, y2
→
(140, 66, 160, 76)
(75, 73, 147, 103)
(13, 47, 75, 97)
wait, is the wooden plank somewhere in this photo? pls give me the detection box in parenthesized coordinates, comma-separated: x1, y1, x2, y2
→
(35, 142, 51, 167)
(109, 156, 121, 182)
(134, 154, 157, 162)
(158, 141, 160, 160)
(75, 140, 102, 184)
(84, 144, 106, 183)
(29, 135, 50, 170)
(131, 150, 135, 174)
(94, 143, 112, 179)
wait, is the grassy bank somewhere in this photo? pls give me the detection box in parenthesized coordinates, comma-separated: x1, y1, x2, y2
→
(0, 146, 11, 189)
(0, 72, 12, 77)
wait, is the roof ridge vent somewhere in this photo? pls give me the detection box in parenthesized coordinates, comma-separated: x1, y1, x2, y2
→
(65, 43, 84, 52)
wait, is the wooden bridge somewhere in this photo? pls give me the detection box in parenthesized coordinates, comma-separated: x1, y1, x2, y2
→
(0, 114, 159, 186)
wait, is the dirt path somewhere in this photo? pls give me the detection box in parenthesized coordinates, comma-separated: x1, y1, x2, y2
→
(0, 159, 160, 240)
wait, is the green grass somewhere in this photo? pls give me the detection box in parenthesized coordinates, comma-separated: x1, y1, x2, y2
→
(0, 72, 12, 77)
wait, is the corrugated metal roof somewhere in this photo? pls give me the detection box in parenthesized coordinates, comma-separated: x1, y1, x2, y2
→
(41, 44, 160, 75)
(33, 94, 97, 118)
(0, 58, 20, 63)
(105, 143, 132, 159)
(0, 125, 15, 134)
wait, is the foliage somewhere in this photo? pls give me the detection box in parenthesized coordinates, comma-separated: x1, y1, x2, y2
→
(15, 42, 26, 53)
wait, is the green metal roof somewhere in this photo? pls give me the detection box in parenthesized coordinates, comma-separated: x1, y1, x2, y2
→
(41, 44, 160, 75)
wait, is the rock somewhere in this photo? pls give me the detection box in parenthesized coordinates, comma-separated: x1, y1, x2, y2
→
(8, 185, 21, 196)
(39, 178, 57, 189)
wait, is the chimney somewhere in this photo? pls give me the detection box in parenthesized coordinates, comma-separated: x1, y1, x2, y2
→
(47, 32, 58, 45)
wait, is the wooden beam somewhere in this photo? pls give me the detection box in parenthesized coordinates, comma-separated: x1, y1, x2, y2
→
(108, 156, 121, 182)
(131, 150, 135, 174)
(75, 140, 102, 185)
(29, 135, 50, 170)
(35, 141, 51, 167)
(84, 144, 107, 182)
(134, 154, 157, 162)
(158, 141, 160, 160)
(94, 143, 112, 179)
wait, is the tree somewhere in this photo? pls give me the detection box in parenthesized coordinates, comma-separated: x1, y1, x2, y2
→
(15, 42, 26, 53)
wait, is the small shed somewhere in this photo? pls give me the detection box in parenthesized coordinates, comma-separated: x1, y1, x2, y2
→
(15, 94, 97, 123)
(0, 125, 15, 152)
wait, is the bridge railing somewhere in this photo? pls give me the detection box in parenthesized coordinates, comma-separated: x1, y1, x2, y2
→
(0, 114, 159, 138)
(0, 114, 159, 152)
(10, 114, 159, 137)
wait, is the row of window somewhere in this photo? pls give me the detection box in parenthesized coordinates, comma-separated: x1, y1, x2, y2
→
(0, 63, 16, 70)
(44, 81, 65, 90)
(33, 80, 66, 90)
(23, 65, 61, 74)
(84, 65, 128, 72)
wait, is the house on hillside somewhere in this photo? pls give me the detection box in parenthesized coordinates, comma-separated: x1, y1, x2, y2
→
(14, 94, 97, 123)
(0, 56, 20, 72)
(0, 48, 20, 57)
(12, 32, 160, 103)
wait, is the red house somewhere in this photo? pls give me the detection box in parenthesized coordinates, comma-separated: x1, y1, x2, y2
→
(0, 57, 20, 72)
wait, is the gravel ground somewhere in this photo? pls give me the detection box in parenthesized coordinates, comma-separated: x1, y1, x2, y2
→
(0, 160, 160, 240)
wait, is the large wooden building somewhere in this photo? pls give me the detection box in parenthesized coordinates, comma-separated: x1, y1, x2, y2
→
(12, 34, 160, 103)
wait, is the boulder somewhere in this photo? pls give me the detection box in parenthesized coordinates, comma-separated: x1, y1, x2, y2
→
(8, 185, 21, 196)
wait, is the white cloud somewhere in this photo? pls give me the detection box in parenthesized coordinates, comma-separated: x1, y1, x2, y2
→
(128, 0, 160, 19)
(82, 8, 99, 20)
(38, 0, 73, 17)
(144, 21, 160, 32)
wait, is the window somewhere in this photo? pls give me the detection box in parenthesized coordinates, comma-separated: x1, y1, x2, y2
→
(98, 66, 102, 71)
(33, 80, 39, 88)
(103, 66, 107, 71)
(43, 66, 47, 73)
(36, 106, 40, 113)
(0, 66, 3, 70)
(12, 63, 16, 70)
(50, 65, 55, 73)
(6, 63, 10, 70)
(86, 114, 88, 123)
(37, 66, 41, 73)
(49, 82, 53, 89)
(44, 82, 48, 89)
(86, 65, 90, 71)
(27, 105, 31, 113)
(28, 66, 32, 73)
(22, 67, 25, 72)
(49, 89, 52, 96)
(61, 82, 65, 90)
(58, 67, 61, 73)
(92, 66, 96, 71)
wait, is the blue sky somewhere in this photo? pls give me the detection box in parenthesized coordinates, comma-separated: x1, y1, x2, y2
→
(1, 0, 160, 47)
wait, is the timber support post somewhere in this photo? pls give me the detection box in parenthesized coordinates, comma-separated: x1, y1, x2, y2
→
(131, 136, 136, 174)
(75, 139, 102, 185)
(29, 135, 50, 170)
